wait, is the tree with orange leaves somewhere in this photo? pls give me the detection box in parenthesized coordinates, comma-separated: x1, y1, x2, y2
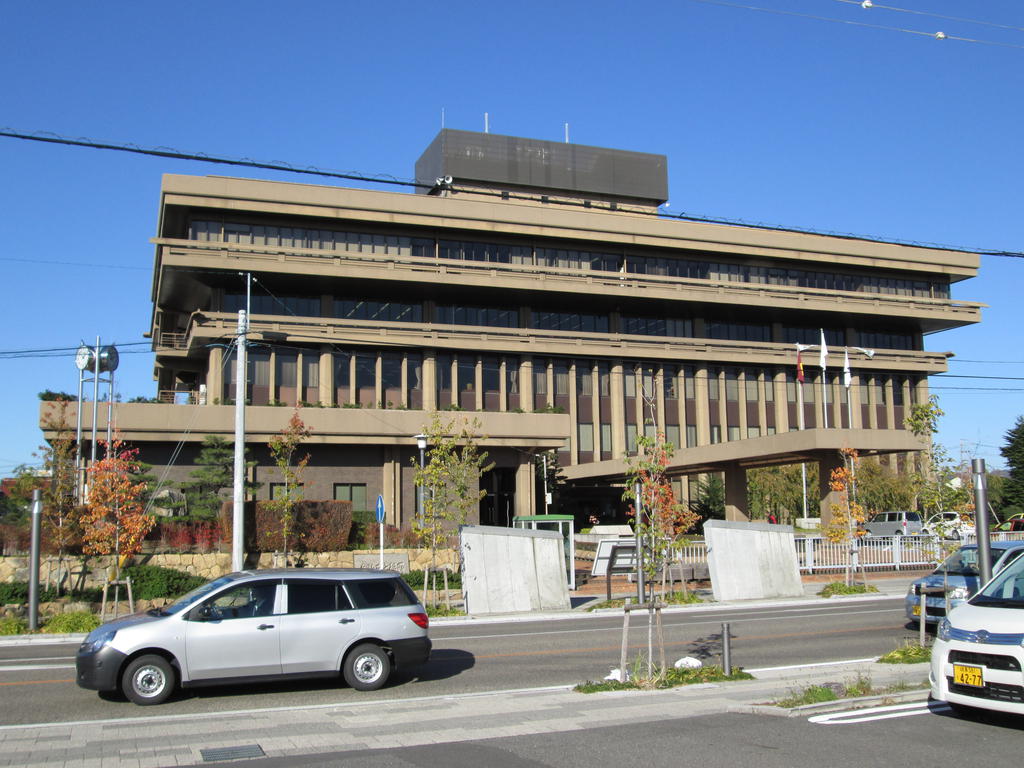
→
(81, 440, 155, 578)
(822, 448, 868, 587)
(267, 409, 312, 565)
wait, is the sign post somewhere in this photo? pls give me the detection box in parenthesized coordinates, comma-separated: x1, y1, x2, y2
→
(376, 494, 386, 569)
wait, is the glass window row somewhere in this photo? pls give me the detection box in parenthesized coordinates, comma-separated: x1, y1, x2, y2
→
(190, 219, 951, 301)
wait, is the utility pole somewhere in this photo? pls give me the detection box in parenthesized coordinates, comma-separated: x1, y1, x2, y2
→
(231, 273, 251, 572)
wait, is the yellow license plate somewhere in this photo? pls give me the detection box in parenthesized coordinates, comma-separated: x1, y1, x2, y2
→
(912, 604, 922, 616)
(953, 664, 984, 688)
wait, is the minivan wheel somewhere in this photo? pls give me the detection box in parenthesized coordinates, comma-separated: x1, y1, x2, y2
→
(122, 654, 175, 705)
(344, 643, 391, 691)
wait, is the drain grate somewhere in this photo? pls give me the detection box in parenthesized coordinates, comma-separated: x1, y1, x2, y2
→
(200, 744, 266, 762)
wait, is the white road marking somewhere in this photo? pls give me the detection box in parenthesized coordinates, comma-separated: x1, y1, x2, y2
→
(0, 664, 75, 672)
(809, 701, 949, 724)
(439, 608, 899, 642)
(747, 657, 878, 673)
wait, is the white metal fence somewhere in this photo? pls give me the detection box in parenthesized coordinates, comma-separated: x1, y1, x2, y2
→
(668, 531, 1024, 575)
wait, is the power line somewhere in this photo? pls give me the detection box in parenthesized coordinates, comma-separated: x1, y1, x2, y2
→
(0, 256, 149, 271)
(4, 126, 1023, 258)
(685, 0, 1024, 50)
(830, 0, 1024, 35)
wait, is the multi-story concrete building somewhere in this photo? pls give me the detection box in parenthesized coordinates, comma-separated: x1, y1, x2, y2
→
(51, 129, 981, 528)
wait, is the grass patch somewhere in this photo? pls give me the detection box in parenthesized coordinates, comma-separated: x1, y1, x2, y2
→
(425, 604, 465, 618)
(576, 664, 753, 693)
(878, 641, 931, 664)
(41, 611, 100, 634)
(586, 591, 703, 612)
(772, 673, 924, 707)
(818, 582, 880, 598)
(0, 617, 27, 636)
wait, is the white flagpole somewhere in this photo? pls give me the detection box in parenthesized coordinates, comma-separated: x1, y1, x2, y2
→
(796, 344, 807, 520)
(819, 330, 829, 429)
(843, 349, 852, 428)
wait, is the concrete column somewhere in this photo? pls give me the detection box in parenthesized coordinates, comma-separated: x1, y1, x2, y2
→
(850, 374, 863, 428)
(723, 464, 749, 522)
(569, 362, 578, 463)
(423, 350, 437, 411)
(737, 370, 748, 438)
(694, 366, 710, 446)
(610, 361, 625, 457)
(590, 362, 600, 452)
(207, 346, 224, 403)
(374, 352, 383, 408)
(499, 358, 508, 412)
(884, 376, 896, 430)
(867, 376, 879, 429)
(716, 370, 727, 442)
(475, 356, 483, 411)
(319, 345, 332, 406)
(400, 354, 409, 408)
(382, 449, 398, 526)
(756, 370, 768, 437)
(515, 454, 535, 516)
(521, 356, 534, 409)
(818, 453, 845, 528)
(773, 370, 788, 433)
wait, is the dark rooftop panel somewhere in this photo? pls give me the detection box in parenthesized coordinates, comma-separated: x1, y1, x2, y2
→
(415, 129, 668, 205)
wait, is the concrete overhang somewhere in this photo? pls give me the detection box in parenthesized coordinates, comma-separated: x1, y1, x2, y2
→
(562, 428, 928, 484)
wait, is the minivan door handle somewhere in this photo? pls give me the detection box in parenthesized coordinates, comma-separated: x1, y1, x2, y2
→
(257, 624, 275, 630)
(338, 618, 356, 624)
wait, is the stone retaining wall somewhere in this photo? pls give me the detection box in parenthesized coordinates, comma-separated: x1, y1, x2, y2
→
(0, 548, 459, 588)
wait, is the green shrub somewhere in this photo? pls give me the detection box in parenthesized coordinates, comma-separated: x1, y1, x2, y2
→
(818, 582, 880, 598)
(402, 569, 461, 589)
(121, 565, 207, 601)
(0, 617, 27, 635)
(878, 642, 931, 664)
(42, 612, 100, 634)
(0, 582, 103, 604)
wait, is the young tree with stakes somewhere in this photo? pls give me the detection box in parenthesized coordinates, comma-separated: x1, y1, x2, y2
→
(412, 413, 493, 607)
(267, 410, 312, 566)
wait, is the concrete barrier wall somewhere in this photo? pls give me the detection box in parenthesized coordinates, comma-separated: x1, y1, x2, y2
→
(461, 525, 570, 614)
(704, 520, 803, 601)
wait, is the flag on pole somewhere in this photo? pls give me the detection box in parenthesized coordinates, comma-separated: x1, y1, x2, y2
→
(843, 349, 851, 389)
(819, 330, 829, 370)
(796, 350, 805, 383)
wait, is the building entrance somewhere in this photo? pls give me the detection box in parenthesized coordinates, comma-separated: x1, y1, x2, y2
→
(479, 467, 516, 527)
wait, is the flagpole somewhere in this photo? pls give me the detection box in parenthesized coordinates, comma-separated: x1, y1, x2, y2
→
(819, 330, 829, 429)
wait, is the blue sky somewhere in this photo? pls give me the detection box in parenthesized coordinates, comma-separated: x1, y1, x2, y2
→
(1, 0, 1022, 475)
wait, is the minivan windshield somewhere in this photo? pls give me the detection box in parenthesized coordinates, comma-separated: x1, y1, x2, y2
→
(159, 575, 238, 616)
(969, 554, 1024, 609)
(936, 546, 999, 577)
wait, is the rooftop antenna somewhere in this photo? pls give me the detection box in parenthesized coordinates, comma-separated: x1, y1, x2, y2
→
(484, 112, 489, 133)
(441, 107, 445, 130)
(564, 122, 569, 143)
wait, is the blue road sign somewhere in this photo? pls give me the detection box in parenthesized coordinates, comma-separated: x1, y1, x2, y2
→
(376, 494, 385, 524)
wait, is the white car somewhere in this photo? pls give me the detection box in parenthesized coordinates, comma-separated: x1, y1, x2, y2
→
(923, 511, 973, 540)
(930, 553, 1024, 716)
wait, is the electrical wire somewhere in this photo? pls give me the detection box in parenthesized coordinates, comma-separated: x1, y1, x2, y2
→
(684, 0, 1024, 50)
(4, 126, 1023, 258)
(830, 0, 1024, 35)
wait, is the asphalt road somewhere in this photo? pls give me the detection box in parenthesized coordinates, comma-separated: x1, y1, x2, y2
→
(229, 703, 1024, 768)
(0, 597, 917, 726)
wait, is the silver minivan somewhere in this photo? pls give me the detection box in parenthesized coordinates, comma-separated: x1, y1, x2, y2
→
(76, 569, 431, 705)
(864, 510, 924, 536)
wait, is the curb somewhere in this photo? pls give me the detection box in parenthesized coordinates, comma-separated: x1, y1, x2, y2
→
(731, 687, 930, 717)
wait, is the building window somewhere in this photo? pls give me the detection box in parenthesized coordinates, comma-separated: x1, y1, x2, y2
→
(728, 426, 740, 442)
(710, 425, 721, 444)
(666, 425, 681, 449)
(578, 423, 594, 452)
(744, 370, 758, 402)
(554, 362, 569, 396)
(626, 424, 638, 454)
(576, 363, 593, 396)
(725, 370, 739, 402)
(334, 483, 367, 512)
(686, 425, 697, 448)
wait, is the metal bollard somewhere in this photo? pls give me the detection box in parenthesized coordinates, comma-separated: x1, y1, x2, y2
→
(722, 622, 732, 675)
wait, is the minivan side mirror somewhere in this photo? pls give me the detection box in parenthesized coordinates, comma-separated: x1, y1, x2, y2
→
(190, 604, 217, 622)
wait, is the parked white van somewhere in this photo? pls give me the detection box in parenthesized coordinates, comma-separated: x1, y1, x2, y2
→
(930, 552, 1024, 716)
(76, 569, 431, 705)
(863, 510, 924, 536)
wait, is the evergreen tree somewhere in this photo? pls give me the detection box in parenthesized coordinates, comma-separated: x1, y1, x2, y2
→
(1000, 416, 1024, 511)
(178, 435, 260, 519)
